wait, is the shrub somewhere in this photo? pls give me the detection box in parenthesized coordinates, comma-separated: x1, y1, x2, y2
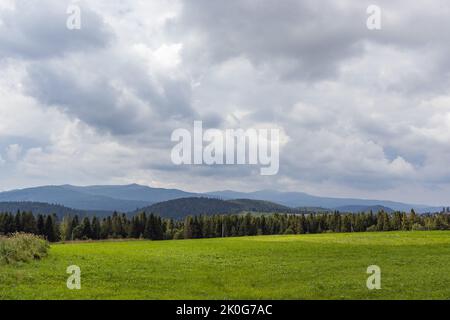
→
(411, 223, 426, 231)
(0, 233, 49, 265)
(284, 227, 294, 235)
(173, 230, 184, 240)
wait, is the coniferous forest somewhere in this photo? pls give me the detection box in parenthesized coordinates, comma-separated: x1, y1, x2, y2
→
(0, 210, 449, 242)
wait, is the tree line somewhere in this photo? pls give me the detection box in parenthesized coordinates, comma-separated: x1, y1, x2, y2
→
(0, 210, 449, 242)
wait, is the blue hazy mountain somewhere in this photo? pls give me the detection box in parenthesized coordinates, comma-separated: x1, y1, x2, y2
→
(0, 184, 442, 213)
(0, 202, 111, 218)
(206, 190, 441, 213)
(0, 184, 195, 212)
(61, 184, 197, 203)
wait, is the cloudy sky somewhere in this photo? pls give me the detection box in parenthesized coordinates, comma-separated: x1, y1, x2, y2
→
(1, 0, 450, 205)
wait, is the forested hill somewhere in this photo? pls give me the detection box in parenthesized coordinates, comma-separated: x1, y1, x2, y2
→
(0, 202, 110, 218)
(0, 199, 399, 220)
(227, 199, 293, 213)
(0, 199, 303, 220)
(334, 205, 394, 214)
(133, 198, 296, 219)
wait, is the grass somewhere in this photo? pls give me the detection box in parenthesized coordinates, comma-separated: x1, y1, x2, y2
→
(0, 231, 449, 300)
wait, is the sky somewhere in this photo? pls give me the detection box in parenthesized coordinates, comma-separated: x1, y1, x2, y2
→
(1, 0, 450, 205)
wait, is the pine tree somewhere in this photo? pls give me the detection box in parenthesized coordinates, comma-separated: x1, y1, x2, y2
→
(91, 217, 101, 240)
(184, 216, 194, 239)
(101, 216, 112, 239)
(155, 216, 164, 240)
(37, 214, 45, 235)
(130, 216, 140, 239)
(59, 216, 72, 241)
(14, 211, 22, 232)
(22, 212, 37, 233)
(81, 217, 92, 239)
(44, 215, 57, 242)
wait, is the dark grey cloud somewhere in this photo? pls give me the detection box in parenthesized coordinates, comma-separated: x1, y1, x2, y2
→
(0, 0, 112, 59)
(24, 53, 196, 135)
(171, 0, 450, 91)
(1, 0, 196, 137)
(169, 0, 369, 81)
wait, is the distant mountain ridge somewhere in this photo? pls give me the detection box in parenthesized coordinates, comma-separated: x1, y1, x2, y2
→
(0, 202, 110, 218)
(61, 184, 197, 203)
(0, 184, 443, 214)
(207, 190, 441, 213)
(0, 199, 396, 220)
(334, 205, 394, 214)
(132, 198, 295, 219)
(0, 184, 194, 212)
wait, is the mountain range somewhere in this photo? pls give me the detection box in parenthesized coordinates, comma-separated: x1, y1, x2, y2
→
(0, 184, 194, 212)
(206, 190, 440, 212)
(0, 184, 443, 216)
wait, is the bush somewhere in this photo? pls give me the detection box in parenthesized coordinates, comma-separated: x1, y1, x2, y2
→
(412, 223, 426, 231)
(284, 227, 294, 235)
(0, 233, 49, 265)
(173, 230, 184, 240)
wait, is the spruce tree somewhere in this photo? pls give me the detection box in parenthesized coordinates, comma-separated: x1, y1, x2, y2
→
(91, 217, 101, 240)
(37, 214, 45, 235)
(44, 215, 57, 242)
(81, 217, 92, 239)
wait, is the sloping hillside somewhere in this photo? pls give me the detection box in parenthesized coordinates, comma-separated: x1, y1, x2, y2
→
(335, 205, 394, 213)
(0, 202, 111, 218)
(134, 198, 296, 219)
(208, 189, 440, 213)
(227, 199, 292, 212)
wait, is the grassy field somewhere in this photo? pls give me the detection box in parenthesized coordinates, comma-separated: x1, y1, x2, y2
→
(1, 231, 449, 300)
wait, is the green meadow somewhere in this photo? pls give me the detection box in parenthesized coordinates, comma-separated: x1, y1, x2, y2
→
(1, 231, 449, 300)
